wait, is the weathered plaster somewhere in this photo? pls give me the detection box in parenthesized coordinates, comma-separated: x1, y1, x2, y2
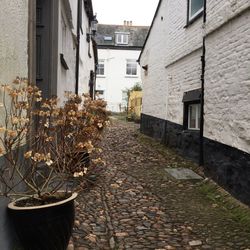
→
(0, 0, 29, 83)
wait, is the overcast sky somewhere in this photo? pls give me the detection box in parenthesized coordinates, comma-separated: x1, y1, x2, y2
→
(92, 0, 159, 26)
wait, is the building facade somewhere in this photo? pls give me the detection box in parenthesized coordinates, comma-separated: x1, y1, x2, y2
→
(139, 0, 250, 205)
(95, 22, 148, 112)
(0, 0, 97, 248)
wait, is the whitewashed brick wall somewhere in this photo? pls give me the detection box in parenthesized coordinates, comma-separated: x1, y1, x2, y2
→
(205, 9, 250, 154)
(140, 0, 250, 153)
(206, 0, 250, 34)
(141, 0, 203, 120)
(166, 50, 202, 125)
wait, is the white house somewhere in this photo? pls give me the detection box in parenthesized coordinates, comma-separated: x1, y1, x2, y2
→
(95, 22, 149, 112)
(0, 0, 97, 247)
(139, 0, 250, 205)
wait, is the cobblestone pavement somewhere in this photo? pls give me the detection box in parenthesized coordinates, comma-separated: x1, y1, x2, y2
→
(71, 119, 250, 250)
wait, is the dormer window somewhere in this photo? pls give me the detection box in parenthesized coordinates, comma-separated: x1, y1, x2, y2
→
(115, 32, 129, 45)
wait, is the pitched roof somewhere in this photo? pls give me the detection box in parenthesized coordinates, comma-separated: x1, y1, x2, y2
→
(95, 24, 149, 49)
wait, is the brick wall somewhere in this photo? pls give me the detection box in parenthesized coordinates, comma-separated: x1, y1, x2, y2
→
(205, 9, 250, 154)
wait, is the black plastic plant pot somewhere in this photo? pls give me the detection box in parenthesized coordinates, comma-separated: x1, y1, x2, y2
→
(7, 193, 77, 250)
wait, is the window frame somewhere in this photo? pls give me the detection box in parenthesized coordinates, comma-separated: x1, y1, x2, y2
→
(188, 103, 201, 130)
(186, 0, 204, 25)
(115, 32, 129, 45)
(96, 59, 105, 76)
(182, 88, 201, 131)
(126, 59, 137, 76)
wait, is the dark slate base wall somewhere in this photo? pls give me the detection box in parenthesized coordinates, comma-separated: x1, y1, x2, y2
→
(141, 113, 250, 205)
(203, 138, 250, 205)
(141, 113, 200, 161)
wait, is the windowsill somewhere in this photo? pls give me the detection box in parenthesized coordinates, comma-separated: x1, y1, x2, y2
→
(97, 75, 106, 78)
(182, 129, 200, 133)
(125, 75, 138, 78)
(184, 11, 203, 28)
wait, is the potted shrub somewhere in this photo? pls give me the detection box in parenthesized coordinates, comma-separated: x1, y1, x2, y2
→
(0, 78, 108, 249)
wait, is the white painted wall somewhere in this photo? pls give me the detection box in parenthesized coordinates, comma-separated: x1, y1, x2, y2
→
(78, 3, 96, 95)
(204, 7, 250, 154)
(140, 0, 250, 153)
(57, 0, 77, 103)
(96, 49, 141, 112)
(0, 0, 29, 83)
(57, 0, 96, 102)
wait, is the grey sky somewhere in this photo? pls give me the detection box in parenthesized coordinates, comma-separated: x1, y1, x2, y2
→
(92, 0, 159, 26)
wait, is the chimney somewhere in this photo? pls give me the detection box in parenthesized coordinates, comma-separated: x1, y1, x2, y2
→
(124, 20, 126, 26)
(130, 21, 132, 26)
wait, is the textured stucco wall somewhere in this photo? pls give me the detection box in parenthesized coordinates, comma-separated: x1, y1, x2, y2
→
(96, 48, 141, 112)
(205, 8, 250, 154)
(0, 0, 29, 83)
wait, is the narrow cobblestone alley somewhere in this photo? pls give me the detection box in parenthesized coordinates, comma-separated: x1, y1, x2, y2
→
(71, 118, 250, 250)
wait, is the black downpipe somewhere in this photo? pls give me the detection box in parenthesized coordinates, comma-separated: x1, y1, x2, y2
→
(200, 0, 206, 166)
(200, 38, 205, 166)
(75, 0, 81, 94)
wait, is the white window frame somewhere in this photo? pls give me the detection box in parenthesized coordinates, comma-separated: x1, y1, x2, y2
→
(115, 32, 129, 45)
(96, 60, 105, 76)
(189, 0, 204, 21)
(126, 59, 137, 76)
(188, 103, 200, 130)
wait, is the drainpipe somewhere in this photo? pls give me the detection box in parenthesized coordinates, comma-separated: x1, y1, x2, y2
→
(199, 0, 207, 166)
(75, 0, 81, 94)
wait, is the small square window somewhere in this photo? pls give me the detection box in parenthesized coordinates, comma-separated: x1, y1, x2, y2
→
(97, 60, 105, 75)
(188, 0, 204, 21)
(126, 59, 137, 76)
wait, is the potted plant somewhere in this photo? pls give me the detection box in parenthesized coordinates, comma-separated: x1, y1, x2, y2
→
(0, 78, 108, 249)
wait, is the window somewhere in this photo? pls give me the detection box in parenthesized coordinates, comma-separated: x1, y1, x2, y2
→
(104, 36, 113, 41)
(96, 60, 104, 75)
(188, 0, 204, 21)
(126, 59, 137, 76)
(188, 104, 200, 130)
(182, 89, 201, 130)
(115, 33, 129, 45)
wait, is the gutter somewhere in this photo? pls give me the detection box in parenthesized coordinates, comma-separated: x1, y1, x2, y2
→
(199, 0, 207, 166)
